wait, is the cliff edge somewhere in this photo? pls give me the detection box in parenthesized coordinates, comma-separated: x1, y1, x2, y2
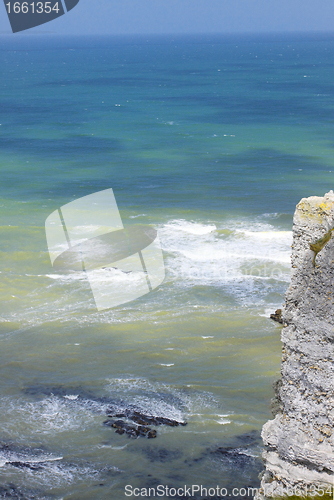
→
(259, 191, 334, 497)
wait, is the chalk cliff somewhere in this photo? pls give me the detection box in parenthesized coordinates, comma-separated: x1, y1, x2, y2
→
(259, 191, 334, 496)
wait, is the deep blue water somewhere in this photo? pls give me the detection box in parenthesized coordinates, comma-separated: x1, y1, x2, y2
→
(1, 34, 334, 215)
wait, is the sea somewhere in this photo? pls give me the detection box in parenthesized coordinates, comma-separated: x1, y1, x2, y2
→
(0, 32, 333, 499)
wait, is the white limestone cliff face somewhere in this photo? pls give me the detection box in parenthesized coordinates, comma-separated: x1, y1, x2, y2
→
(259, 191, 334, 497)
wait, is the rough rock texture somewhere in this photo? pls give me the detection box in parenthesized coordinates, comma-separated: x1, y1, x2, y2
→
(259, 191, 334, 497)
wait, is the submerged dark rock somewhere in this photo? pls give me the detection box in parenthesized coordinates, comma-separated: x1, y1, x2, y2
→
(0, 442, 50, 471)
(233, 429, 261, 447)
(7, 461, 44, 471)
(210, 431, 262, 481)
(131, 411, 186, 427)
(23, 384, 187, 440)
(185, 430, 262, 471)
(142, 447, 183, 463)
(0, 484, 36, 500)
(23, 385, 112, 407)
(103, 419, 157, 439)
(212, 446, 256, 468)
(104, 408, 187, 439)
(106, 409, 187, 428)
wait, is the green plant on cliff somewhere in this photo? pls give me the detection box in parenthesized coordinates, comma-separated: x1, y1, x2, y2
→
(309, 228, 334, 266)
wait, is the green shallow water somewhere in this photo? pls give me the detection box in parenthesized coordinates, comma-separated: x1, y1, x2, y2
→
(0, 310, 281, 499)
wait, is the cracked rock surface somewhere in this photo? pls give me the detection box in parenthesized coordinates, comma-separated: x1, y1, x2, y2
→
(258, 191, 334, 498)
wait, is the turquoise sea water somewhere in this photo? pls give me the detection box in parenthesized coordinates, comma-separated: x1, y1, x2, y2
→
(0, 33, 334, 499)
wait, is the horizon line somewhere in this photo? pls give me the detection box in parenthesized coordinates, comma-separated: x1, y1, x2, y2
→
(2, 29, 334, 37)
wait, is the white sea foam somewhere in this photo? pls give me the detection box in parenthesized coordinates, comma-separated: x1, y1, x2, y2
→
(216, 418, 232, 425)
(158, 218, 292, 304)
(0, 450, 63, 468)
(104, 376, 218, 422)
(240, 230, 291, 240)
(45, 271, 88, 282)
(0, 395, 97, 439)
(164, 220, 216, 235)
(259, 307, 280, 318)
(0, 452, 107, 489)
(0, 216, 293, 327)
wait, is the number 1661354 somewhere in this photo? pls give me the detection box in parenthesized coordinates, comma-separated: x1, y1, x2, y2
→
(5, 2, 60, 14)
